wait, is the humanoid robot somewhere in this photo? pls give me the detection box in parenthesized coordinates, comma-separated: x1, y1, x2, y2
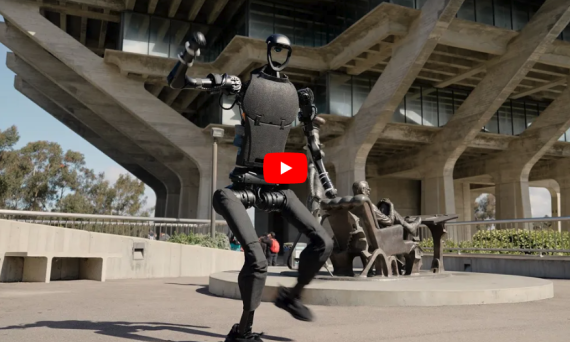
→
(167, 32, 336, 342)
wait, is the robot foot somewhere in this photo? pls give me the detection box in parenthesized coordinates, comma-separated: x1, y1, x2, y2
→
(274, 287, 314, 322)
(225, 324, 264, 342)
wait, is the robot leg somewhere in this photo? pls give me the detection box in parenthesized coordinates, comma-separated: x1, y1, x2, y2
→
(213, 188, 267, 338)
(279, 189, 333, 287)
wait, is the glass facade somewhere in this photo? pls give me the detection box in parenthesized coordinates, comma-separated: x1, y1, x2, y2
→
(248, 0, 378, 47)
(121, 7, 246, 62)
(120, 0, 570, 63)
(326, 73, 556, 137)
(117, 0, 570, 141)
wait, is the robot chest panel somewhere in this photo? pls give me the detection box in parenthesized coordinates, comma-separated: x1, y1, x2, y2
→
(242, 74, 299, 126)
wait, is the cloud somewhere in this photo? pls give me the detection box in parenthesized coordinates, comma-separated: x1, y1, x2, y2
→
(104, 166, 125, 184)
(529, 187, 552, 217)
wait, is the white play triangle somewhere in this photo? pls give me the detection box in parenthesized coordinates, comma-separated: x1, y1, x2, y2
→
(280, 162, 292, 175)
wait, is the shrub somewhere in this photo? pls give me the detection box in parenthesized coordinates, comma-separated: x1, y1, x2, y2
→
(169, 232, 230, 250)
(419, 229, 570, 256)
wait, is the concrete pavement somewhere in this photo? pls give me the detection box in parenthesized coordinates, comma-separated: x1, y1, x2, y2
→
(1, 275, 570, 342)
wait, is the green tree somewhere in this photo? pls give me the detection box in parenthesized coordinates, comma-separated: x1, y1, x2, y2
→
(1, 125, 152, 216)
(0, 126, 20, 204)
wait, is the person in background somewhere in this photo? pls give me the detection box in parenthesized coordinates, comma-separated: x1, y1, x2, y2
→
(159, 232, 170, 241)
(258, 235, 268, 257)
(260, 232, 279, 266)
(230, 234, 242, 251)
(148, 230, 156, 240)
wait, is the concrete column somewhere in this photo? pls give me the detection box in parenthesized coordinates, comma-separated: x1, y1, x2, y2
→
(420, 168, 456, 216)
(560, 187, 570, 232)
(165, 191, 181, 218)
(454, 180, 473, 221)
(196, 146, 236, 219)
(493, 178, 532, 220)
(546, 187, 561, 231)
(553, 169, 570, 231)
(153, 189, 167, 218)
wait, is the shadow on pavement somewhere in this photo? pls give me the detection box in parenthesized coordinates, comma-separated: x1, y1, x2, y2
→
(0, 320, 293, 342)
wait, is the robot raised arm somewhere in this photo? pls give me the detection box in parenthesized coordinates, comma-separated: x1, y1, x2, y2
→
(167, 32, 241, 95)
(298, 88, 337, 199)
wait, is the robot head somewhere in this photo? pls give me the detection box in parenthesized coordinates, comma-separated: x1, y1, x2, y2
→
(266, 34, 292, 72)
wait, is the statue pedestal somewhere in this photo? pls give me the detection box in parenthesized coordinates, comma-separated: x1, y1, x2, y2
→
(208, 266, 553, 307)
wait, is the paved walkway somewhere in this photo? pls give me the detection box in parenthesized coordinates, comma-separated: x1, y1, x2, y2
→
(1, 276, 569, 342)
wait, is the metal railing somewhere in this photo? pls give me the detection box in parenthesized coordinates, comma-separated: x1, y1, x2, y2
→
(418, 216, 570, 257)
(0, 209, 229, 239)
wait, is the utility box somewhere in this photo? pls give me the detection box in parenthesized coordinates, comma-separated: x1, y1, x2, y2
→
(288, 242, 307, 270)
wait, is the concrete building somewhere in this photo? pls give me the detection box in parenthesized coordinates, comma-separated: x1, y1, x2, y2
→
(2, 0, 570, 241)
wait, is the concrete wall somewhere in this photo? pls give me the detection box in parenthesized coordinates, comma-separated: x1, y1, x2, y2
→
(421, 254, 570, 279)
(0, 219, 244, 282)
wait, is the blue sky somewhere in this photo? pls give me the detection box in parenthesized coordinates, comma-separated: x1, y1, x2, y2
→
(0, 16, 551, 219)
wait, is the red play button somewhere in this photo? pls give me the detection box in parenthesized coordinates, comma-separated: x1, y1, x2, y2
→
(263, 153, 307, 184)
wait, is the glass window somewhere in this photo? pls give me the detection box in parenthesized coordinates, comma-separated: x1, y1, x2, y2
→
(452, 89, 468, 115)
(475, 0, 494, 26)
(458, 0, 476, 21)
(405, 85, 422, 125)
(525, 102, 539, 127)
(494, 0, 512, 29)
(498, 102, 513, 135)
(352, 76, 370, 115)
(249, 1, 274, 40)
(437, 88, 454, 126)
(485, 113, 499, 133)
(149, 16, 170, 58)
(294, 9, 314, 47)
(528, 3, 540, 20)
(512, 101, 526, 135)
(512, 1, 529, 31)
(274, 5, 295, 43)
(564, 25, 570, 42)
(314, 75, 328, 113)
(564, 128, 570, 143)
(393, 99, 406, 123)
(415, 0, 428, 9)
(168, 20, 191, 58)
(422, 89, 438, 126)
(392, 0, 415, 8)
(122, 12, 150, 55)
(329, 73, 352, 117)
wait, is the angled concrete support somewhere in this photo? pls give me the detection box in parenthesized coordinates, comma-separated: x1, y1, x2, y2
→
(0, 13, 208, 217)
(457, 78, 570, 219)
(378, 0, 570, 216)
(325, 0, 463, 196)
(7, 52, 183, 218)
(14, 77, 169, 217)
(0, 1, 222, 218)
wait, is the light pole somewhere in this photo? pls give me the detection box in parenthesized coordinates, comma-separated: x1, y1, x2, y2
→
(211, 127, 225, 238)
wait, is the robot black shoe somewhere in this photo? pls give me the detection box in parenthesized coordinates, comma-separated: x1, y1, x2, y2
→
(225, 324, 264, 342)
(274, 287, 314, 322)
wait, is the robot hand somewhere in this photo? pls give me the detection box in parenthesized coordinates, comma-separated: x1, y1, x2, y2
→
(179, 32, 207, 67)
(297, 88, 317, 124)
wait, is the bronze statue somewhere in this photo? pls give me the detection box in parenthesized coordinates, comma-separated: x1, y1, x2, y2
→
(306, 117, 327, 219)
(352, 181, 421, 239)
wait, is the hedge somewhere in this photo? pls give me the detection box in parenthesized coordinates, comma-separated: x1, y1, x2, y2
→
(419, 229, 570, 256)
(168, 232, 230, 250)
